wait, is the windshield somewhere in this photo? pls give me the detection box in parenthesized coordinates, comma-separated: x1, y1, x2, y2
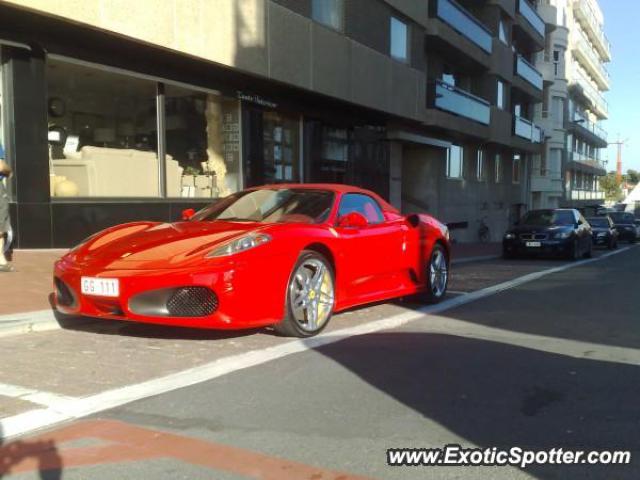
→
(191, 189, 335, 224)
(609, 212, 635, 224)
(587, 218, 609, 228)
(520, 210, 576, 226)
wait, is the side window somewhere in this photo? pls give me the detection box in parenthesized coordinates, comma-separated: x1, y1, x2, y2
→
(338, 193, 384, 224)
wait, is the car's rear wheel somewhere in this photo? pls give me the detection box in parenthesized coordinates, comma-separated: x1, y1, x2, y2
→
(424, 244, 448, 304)
(569, 238, 580, 261)
(583, 239, 593, 258)
(274, 250, 335, 338)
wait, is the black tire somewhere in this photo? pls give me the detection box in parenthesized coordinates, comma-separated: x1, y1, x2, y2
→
(502, 249, 515, 260)
(423, 244, 449, 304)
(273, 250, 335, 338)
(568, 238, 580, 261)
(583, 240, 593, 258)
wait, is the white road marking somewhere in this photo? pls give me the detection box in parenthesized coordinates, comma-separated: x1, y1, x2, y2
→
(0, 246, 635, 440)
(0, 383, 74, 408)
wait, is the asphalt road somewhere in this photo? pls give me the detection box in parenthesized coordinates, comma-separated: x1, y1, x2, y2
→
(2, 245, 639, 479)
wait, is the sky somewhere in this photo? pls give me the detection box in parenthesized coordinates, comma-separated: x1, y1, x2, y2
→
(600, 0, 640, 173)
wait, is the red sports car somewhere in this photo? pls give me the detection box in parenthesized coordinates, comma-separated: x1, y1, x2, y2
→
(54, 184, 450, 337)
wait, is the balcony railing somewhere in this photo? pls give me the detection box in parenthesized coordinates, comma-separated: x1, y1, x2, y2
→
(518, 0, 545, 38)
(573, 0, 611, 62)
(515, 55, 544, 91)
(573, 66, 609, 118)
(572, 112, 608, 143)
(569, 189, 606, 201)
(433, 80, 491, 125)
(571, 151, 607, 169)
(432, 0, 493, 54)
(514, 115, 544, 143)
(574, 27, 610, 90)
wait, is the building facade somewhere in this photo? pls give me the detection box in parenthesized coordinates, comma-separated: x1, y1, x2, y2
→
(0, 0, 557, 247)
(531, 0, 609, 210)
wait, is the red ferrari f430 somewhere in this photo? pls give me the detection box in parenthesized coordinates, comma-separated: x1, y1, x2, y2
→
(54, 184, 450, 337)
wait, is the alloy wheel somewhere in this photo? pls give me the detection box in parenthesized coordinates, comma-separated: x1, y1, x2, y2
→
(429, 248, 448, 298)
(289, 258, 334, 333)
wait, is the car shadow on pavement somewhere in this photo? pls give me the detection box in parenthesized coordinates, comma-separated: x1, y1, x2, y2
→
(313, 332, 639, 479)
(0, 424, 62, 479)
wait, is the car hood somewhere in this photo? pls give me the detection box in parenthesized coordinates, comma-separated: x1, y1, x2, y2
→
(509, 225, 573, 234)
(69, 221, 266, 270)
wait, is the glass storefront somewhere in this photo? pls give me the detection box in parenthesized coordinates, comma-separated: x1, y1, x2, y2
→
(0, 49, 5, 167)
(243, 105, 300, 187)
(164, 84, 240, 198)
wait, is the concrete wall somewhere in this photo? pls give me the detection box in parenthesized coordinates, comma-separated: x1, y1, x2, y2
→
(3, 0, 426, 122)
(402, 144, 528, 242)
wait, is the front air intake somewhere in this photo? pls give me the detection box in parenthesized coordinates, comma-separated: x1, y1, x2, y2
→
(55, 277, 76, 307)
(166, 287, 219, 317)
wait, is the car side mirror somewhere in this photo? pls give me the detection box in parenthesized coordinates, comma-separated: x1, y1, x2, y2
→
(181, 208, 196, 221)
(337, 212, 369, 229)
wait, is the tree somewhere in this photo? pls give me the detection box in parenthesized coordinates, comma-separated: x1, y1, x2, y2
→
(626, 169, 640, 185)
(600, 172, 623, 202)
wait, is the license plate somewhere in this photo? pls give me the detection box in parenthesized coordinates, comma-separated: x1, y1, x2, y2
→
(526, 241, 541, 247)
(81, 277, 120, 297)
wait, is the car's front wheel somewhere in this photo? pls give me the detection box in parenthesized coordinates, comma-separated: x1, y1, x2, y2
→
(424, 244, 449, 304)
(274, 250, 335, 338)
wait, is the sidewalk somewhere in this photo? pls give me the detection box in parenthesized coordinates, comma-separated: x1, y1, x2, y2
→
(0, 243, 501, 334)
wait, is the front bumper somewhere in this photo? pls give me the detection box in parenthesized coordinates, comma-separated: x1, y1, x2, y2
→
(53, 255, 291, 330)
(503, 237, 573, 256)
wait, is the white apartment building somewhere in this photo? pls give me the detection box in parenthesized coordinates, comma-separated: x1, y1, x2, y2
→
(532, 0, 610, 209)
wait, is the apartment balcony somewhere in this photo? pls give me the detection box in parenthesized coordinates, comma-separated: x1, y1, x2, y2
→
(513, 55, 544, 101)
(426, 0, 492, 69)
(573, 0, 612, 62)
(513, 0, 545, 51)
(568, 189, 606, 201)
(531, 170, 563, 195)
(514, 115, 544, 143)
(568, 151, 607, 176)
(432, 80, 491, 124)
(567, 111, 608, 148)
(573, 27, 610, 90)
(425, 80, 491, 138)
(571, 67, 609, 119)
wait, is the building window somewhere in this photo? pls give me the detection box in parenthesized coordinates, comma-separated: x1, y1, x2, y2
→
(495, 153, 503, 183)
(553, 49, 561, 76)
(446, 145, 464, 179)
(390, 17, 409, 62)
(164, 84, 241, 198)
(513, 154, 521, 184)
(552, 96, 564, 128)
(497, 80, 506, 110)
(498, 19, 508, 45)
(312, 0, 344, 31)
(476, 149, 485, 181)
(539, 153, 547, 176)
(47, 59, 160, 198)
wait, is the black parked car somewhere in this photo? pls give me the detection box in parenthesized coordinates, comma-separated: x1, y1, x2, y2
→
(608, 212, 638, 243)
(503, 209, 592, 260)
(586, 216, 618, 249)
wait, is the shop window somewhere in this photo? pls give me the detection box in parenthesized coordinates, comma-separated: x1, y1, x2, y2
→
(390, 17, 409, 63)
(312, 0, 344, 31)
(47, 59, 159, 197)
(243, 106, 300, 187)
(164, 84, 240, 198)
(0, 51, 6, 170)
(446, 145, 463, 179)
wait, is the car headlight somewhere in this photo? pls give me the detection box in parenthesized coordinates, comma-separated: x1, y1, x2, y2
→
(206, 233, 271, 258)
(504, 233, 516, 240)
(553, 231, 572, 239)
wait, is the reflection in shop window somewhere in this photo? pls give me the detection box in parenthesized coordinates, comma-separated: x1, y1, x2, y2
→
(164, 85, 240, 198)
(0, 51, 6, 169)
(47, 59, 159, 197)
(262, 111, 300, 183)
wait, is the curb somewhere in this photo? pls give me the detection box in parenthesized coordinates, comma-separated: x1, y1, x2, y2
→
(451, 254, 501, 265)
(0, 310, 62, 338)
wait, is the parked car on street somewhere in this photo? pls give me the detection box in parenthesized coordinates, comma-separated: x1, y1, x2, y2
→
(608, 212, 638, 243)
(53, 184, 450, 338)
(586, 216, 618, 249)
(503, 209, 592, 260)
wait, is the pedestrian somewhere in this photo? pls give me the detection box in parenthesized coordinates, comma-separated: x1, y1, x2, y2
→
(0, 146, 13, 272)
